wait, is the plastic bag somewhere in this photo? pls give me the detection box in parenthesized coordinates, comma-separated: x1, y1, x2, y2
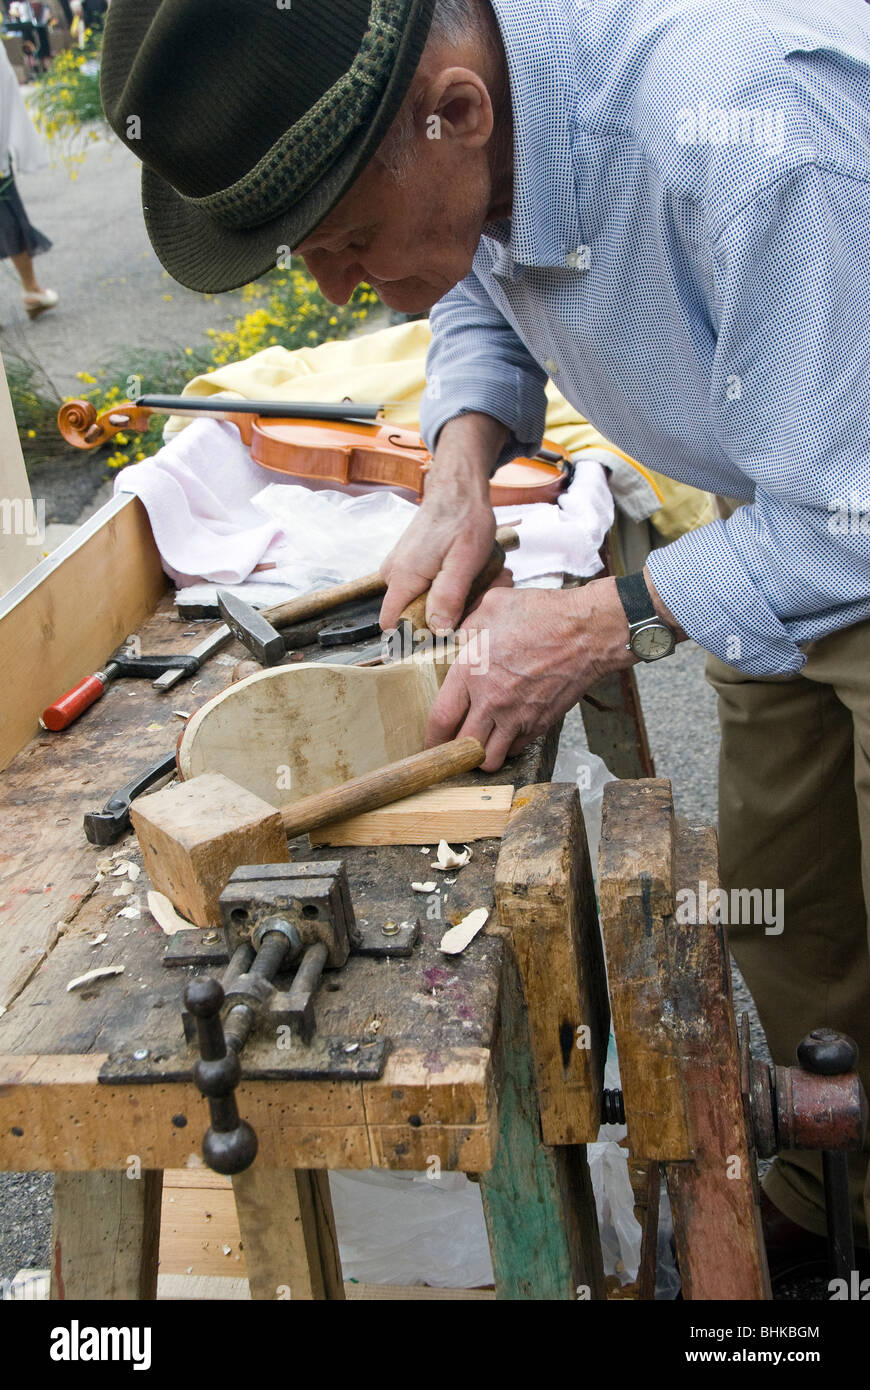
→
(328, 1168, 494, 1289)
(574, 748, 617, 880)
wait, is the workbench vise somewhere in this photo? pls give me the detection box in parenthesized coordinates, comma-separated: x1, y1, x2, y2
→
(182, 861, 391, 1175)
(182, 861, 360, 1049)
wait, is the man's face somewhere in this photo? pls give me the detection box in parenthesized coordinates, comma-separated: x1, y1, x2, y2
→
(295, 135, 493, 314)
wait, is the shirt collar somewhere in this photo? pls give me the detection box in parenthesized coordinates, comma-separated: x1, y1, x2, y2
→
(487, 0, 584, 269)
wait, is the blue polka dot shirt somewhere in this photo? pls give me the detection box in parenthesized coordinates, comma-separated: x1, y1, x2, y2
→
(419, 0, 870, 675)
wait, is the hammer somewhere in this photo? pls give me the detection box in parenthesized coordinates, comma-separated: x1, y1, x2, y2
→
(218, 526, 520, 665)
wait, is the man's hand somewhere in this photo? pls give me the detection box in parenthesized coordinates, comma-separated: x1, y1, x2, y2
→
(379, 411, 509, 632)
(426, 577, 636, 770)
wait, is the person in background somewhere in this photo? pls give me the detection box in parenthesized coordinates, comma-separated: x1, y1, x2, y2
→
(0, 40, 57, 317)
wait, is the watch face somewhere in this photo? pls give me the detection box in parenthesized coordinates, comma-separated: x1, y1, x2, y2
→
(631, 623, 675, 661)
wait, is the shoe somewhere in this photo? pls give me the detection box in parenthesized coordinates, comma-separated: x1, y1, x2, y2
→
(760, 1189, 870, 1284)
(22, 288, 59, 319)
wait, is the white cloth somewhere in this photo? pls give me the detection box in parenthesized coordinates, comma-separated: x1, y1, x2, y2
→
(0, 44, 47, 175)
(114, 415, 614, 598)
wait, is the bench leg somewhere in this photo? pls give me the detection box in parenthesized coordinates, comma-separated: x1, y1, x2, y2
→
(479, 950, 605, 1300)
(50, 1169, 163, 1299)
(232, 1168, 345, 1301)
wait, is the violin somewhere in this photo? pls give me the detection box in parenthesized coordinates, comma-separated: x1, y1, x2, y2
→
(58, 395, 573, 507)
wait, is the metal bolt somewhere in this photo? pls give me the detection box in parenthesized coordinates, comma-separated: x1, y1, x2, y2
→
(202, 931, 220, 945)
(133, 1048, 149, 1062)
(381, 921, 400, 937)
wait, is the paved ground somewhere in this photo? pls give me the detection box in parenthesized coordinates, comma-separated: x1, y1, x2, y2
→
(1, 131, 243, 398)
(0, 128, 778, 1295)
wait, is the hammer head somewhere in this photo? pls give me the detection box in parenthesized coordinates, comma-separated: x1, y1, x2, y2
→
(217, 590, 286, 666)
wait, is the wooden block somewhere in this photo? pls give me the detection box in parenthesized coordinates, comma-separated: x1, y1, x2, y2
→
(131, 772, 289, 927)
(494, 782, 608, 1145)
(663, 824, 770, 1300)
(310, 784, 514, 846)
(598, 779, 692, 1160)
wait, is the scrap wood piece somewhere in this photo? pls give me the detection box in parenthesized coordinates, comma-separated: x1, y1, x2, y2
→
(598, 778, 692, 1161)
(440, 907, 490, 956)
(309, 785, 513, 847)
(66, 965, 125, 993)
(494, 781, 609, 1147)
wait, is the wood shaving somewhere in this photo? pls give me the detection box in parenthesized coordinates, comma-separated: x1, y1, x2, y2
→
(112, 881, 135, 897)
(147, 890, 194, 935)
(431, 840, 472, 871)
(411, 881, 438, 893)
(112, 861, 140, 880)
(117, 903, 141, 920)
(66, 965, 124, 992)
(440, 907, 489, 956)
(89, 933, 107, 946)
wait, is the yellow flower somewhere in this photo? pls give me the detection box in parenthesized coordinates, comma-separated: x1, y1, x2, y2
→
(76, 371, 96, 385)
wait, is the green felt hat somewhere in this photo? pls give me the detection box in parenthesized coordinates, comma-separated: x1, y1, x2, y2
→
(101, 0, 435, 292)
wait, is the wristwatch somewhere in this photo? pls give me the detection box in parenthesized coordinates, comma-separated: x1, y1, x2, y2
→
(615, 572, 676, 662)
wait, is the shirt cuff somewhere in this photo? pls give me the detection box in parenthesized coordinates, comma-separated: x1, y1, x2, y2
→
(419, 369, 548, 466)
(646, 521, 807, 676)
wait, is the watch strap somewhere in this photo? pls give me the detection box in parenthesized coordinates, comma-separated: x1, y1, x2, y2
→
(615, 571, 657, 629)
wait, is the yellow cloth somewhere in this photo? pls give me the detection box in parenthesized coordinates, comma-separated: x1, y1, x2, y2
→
(173, 320, 713, 541)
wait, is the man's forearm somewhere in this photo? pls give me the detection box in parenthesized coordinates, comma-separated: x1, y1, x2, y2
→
(425, 411, 510, 498)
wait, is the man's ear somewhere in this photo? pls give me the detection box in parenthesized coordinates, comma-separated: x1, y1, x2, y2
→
(423, 66, 495, 147)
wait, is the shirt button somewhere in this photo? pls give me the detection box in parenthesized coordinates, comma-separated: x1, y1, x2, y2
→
(544, 359, 560, 375)
(565, 247, 588, 270)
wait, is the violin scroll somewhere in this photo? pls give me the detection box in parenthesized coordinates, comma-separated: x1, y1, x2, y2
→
(58, 399, 154, 450)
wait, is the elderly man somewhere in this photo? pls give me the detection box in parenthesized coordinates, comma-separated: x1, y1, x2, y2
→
(103, 0, 870, 1282)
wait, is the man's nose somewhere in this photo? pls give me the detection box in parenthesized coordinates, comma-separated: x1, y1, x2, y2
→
(299, 250, 365, 306)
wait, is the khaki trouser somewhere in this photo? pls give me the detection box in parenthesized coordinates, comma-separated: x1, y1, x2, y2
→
(706, 619, 870, 1245)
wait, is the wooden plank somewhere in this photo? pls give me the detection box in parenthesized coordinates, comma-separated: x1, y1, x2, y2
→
(0, 599, 233, 1015)
(0, 492, 166, 770)
(494, 782, 608, 1145)
(663, 823, 770, 1300)
(160, 1181, 244, 1279)
(598, 779, 692, 1160)
(479, 950, 605, 1299)
(310, 784, 514, 846)
(0, 1053, 498, 1172)
(232, 1168, 345, 1301)
(50, 1169, 163, 1300)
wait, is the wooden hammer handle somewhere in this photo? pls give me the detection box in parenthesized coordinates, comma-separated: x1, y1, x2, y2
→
(280, 736, 486, 840)
(263, 572, 385, 630)
(262, 526, 519, 633)
(398, 527, 519, 637)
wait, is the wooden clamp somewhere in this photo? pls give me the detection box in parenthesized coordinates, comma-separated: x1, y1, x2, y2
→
(494, 782, 609, 1145)
(599, 778, 770, 1300)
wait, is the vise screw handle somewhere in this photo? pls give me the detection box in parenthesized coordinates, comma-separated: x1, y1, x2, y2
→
(184, 975, 258, 1176)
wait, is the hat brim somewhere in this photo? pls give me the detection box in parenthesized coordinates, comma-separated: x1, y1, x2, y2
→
(141, 0, 434, 294)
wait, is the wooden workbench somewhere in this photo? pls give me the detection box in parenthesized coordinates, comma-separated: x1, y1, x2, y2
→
(0, 494, 650, 1299)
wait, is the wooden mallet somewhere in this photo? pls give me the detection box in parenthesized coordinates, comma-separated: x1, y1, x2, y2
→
(131, 737, 485, 927)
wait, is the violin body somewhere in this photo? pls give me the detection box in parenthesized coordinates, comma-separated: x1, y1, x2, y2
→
(58, 397, 571, 507)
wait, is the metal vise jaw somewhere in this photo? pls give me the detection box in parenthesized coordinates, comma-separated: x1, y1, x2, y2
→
(182, 861, 359, 1048)
(219, 861, 360, 964)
